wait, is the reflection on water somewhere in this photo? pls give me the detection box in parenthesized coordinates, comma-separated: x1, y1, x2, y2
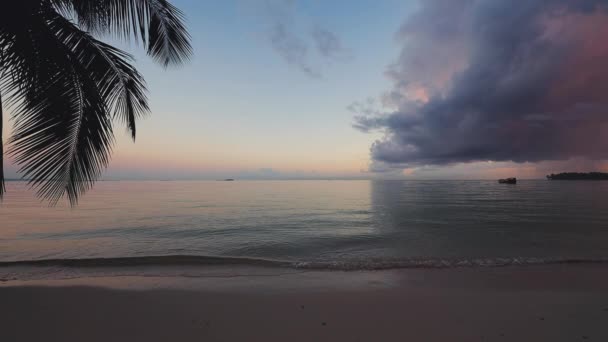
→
(370, 180, 608, 259)
(1, 180, 608, 263)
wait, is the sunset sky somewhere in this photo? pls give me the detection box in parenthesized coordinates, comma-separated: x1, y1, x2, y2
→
(3, 0, 608, 180)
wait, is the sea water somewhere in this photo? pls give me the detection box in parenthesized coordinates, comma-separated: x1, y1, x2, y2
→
(2, 180, 608, 271)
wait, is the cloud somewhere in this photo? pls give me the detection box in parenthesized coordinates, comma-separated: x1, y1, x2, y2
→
(263, 0, 350, 77)
(269, 22, 320, 78)
(356, 0, 608, 168)
(311, 27, 353, 62)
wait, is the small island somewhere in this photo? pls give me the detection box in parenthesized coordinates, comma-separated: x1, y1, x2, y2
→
(546, 172, 608, 180)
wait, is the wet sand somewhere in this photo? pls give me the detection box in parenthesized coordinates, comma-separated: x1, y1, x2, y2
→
(2, 264, 608, 341)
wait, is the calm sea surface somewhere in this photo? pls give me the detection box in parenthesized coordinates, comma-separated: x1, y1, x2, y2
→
(2, 180, 608, 269)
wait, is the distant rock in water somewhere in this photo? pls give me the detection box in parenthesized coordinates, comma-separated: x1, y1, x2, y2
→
(546, 172, 608, 180)
(498, 177, 517, 184)
(223, 179, 235, 181)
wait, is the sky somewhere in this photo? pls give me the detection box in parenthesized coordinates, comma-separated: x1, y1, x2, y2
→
(3, 0, 608, 180)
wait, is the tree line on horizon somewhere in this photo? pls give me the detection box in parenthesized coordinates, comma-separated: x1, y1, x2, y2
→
(546, 172, 608, 180)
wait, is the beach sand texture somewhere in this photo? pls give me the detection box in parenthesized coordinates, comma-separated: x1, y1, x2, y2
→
(2, 264, 608, 341)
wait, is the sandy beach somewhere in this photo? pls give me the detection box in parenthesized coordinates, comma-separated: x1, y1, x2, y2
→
(2, 264, 608, 341)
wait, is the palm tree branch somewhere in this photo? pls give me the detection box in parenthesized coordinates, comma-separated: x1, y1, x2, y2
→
(51, 0, 192, 67)
(1, 0, 190, 203)
(5, 6, 114, 204)
(50, 13, 150, 139)
(147, 0, 192, 66)
(0, 88, 5, 198)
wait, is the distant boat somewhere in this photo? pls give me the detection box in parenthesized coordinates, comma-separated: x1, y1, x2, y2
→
(498, 177, 517, 184)
(223, 179, 235, 181)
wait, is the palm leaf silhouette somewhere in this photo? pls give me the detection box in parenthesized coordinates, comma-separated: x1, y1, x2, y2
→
(0, 0, 192, 204)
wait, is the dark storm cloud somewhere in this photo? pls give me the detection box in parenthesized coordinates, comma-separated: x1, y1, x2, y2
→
(356, 0, 608, 167)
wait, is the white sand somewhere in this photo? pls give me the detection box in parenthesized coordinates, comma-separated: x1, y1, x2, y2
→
(2, 264, 608, 341)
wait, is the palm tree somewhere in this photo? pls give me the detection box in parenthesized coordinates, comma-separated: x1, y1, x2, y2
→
(0, 0, 192, 204)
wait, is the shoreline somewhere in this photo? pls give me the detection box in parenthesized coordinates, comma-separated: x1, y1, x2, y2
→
(2, 253, 608, 271)
(2, 264, 608, 341)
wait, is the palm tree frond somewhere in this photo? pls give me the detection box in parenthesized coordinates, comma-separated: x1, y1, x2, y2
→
(147, 0, 192, 67)
(0, 91, 5, 199)
(52, 0, 192, 67)
(51, 14, 150, 139)
(1, 0, 190, 203)
(3, 8, 114, 205)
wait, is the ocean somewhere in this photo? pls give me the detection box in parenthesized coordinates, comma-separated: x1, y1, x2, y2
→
(2, 180, 608, 272)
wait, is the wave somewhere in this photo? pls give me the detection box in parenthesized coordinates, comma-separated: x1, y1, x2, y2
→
(293, 257, 608, 270)
(0, 255, 290, 268)
(2, 255, 608, 271)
